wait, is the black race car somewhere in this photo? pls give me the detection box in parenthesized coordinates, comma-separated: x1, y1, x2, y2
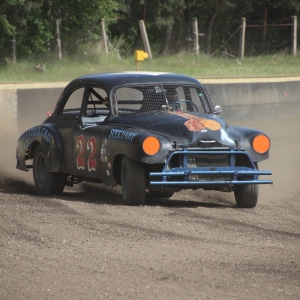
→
(16, 72, 272, 207)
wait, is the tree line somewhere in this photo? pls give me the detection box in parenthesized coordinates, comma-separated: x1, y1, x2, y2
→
(1, 0, 299, 62)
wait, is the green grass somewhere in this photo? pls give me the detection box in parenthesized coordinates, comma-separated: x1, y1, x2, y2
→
(1, 52, 300, 82)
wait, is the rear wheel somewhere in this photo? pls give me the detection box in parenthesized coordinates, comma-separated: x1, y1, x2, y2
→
(149, 190, 174, 199)
(33, 145, 66, 195)
(121, 156, 146, 205)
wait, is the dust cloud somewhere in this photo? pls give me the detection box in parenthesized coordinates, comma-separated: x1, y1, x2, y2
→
(0, 115, 36, 192)
(0, 135, 34, 192)
(231, 116, 300, 204)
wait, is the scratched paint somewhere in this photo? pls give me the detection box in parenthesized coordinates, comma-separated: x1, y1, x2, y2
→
(169, 111, 221, 131)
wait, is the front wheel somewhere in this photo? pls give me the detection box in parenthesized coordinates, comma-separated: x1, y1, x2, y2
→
(234, 162, 259, 208)
(234, 184, 258, 208)
(33, 145, 66, 195)
(121, 156, 146, 205)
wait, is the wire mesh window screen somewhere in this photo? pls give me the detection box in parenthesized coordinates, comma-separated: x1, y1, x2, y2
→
(112, 84, 209, 116)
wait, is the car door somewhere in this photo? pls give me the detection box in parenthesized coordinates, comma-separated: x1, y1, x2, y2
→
(55, 86, 87, 174)
(72, 86, 110, 180)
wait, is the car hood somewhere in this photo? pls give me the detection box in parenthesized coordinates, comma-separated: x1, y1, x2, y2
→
(110, 111, 239, 148)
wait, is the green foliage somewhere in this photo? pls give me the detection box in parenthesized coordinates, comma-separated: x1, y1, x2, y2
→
(0, 14, 15, 35)
(0, 0, 118, 61)
(0, 0, 299, 62)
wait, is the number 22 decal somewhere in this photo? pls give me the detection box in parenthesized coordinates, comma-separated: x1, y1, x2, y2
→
(76, 135, 97, 171)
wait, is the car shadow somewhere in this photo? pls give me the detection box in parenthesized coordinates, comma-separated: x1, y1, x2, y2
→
(1, 179, 235, 209)
(53, 182, 122, 206)
(60, 184, 234, 209)
(0, 177, 37, 195)
(145, 196, 233, 208)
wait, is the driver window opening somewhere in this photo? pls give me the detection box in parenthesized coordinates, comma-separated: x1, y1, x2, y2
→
(82, 88, 109, 123)
(62, 88, 84, 115)
(84, 88, 108, 117)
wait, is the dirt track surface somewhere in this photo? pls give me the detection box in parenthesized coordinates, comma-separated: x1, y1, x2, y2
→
(0, 117, 299, 300)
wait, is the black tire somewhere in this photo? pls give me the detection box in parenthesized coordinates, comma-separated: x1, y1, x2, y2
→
(148, 190, 174, 199)
(234, 184, 259, 208)
(121, 156, 146, 205)
(33, 145, 66, 195)
(234, 162, 259, 208)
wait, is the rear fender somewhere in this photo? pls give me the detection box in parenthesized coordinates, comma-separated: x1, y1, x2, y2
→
(16, 124, 63, 172)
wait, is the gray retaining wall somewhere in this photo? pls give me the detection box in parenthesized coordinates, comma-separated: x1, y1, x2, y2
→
(205, 80, 300, 122)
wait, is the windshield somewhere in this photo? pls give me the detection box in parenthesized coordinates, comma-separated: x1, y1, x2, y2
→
(112, 84, 213, 116)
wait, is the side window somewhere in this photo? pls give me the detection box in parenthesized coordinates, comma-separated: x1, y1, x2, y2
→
(82, 88, 109, 123)
(62, 88, 85, 115)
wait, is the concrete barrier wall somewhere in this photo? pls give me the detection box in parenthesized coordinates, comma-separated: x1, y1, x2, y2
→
(17, 88, 62, 134)
(0, 78, 299, 136)
(204, 80, 300, 122)
(0, 89, 18, 137)
(0, 82, 67, 136)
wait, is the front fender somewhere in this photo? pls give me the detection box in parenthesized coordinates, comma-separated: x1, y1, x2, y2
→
(103, 127, 173, 165)
(16, 124, 64, 172)
(230, 125, 270, 162)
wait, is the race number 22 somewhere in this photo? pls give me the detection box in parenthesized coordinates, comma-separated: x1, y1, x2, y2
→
(76, 135, 97, 171)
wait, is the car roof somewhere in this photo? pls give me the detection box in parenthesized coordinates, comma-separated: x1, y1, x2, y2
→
(66, 72, 202, 92)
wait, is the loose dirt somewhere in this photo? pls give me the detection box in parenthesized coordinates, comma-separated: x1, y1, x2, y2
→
(0, 116, 299, 300)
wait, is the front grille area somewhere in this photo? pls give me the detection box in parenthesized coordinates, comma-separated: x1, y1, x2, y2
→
(189, 173, 232, 182)
(187, 153, 232, 182)
(187, 154, 230, 168)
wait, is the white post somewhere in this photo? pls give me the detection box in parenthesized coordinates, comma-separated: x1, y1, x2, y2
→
(239, 17, 246, 59)
(192, 18, 199, 56)
(101, 19, 108, 54)
(291, 16, 297, 56)
(56, 19, 62, 61)
(138, 20, 152, 60)
(12, 33, 16, 63)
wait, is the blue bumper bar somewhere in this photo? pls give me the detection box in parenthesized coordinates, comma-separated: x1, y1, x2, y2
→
(149, 149, 272, 186)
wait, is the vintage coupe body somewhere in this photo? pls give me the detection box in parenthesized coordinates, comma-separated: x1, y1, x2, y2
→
(16, 72, 272, 207)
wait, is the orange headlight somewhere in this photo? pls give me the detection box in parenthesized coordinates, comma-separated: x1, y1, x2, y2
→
(142, 136, 160, 155)
(253, 135, 270, 154)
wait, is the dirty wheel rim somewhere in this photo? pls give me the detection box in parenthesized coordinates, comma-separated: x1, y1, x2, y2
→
(36, 153, 47, 185)
(121, 163, 127, 199)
